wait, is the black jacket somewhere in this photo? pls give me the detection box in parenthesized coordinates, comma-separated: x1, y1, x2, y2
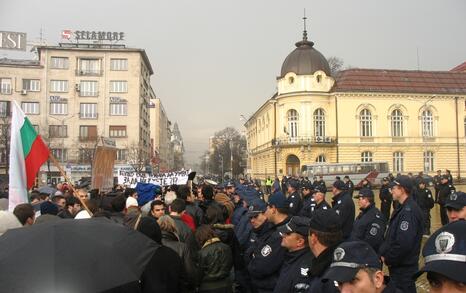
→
(197, 238, 233, 291)
(300, 198, 330, 218)
(288, 191, 303, 216)
(247, 218, 289, 292)
(305, 245, 340, 293)
(379, 196, 424, 267)
(185, 202, 204, 228)
(331, 191, 355, 240)
(212, 223, 245, 270)
(382, 277, 403, 293)
(350, 203, 386, 252)
(414, 188, 434, 210)
(379, 185, 392, 203)
(273, 248, 313, 293)
(345, 180, 354, 196)
(161, 231, 196, 290)
(437, 183, 455, 206)
(170, 215, 199, 255)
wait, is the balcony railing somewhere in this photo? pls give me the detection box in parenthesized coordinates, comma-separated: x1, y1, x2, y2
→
(75, 69, 103, 76)
(273, 136, 337, 146)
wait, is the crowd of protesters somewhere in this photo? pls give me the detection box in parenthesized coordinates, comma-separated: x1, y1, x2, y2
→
(0, 169, 465, 293)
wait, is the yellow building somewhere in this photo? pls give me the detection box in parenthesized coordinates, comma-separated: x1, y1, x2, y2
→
(245, 30, 466, 180)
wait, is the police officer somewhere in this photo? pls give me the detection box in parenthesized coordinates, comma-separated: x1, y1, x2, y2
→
(323, 241, 401, 293)
(274, 216, 313, 293)
(433, 169, 442, 202)
(343, 175, 354, 197)
(331, 180, 355, 240)
(437, 174, 456, 225)
(413, 180, 435, 235)
(350, 188, 386, 252)
(445, 191, 466, 222)
(287, 180, 303, 216)
(247, 192, 289, 292)
(306, 209, 341, 293)
(313, 175, 327, 194)
(379, 175, 424, 293)
(379, 177, 392, 221)
(298, 183, 314, 218)
(414, 220, 466, 293)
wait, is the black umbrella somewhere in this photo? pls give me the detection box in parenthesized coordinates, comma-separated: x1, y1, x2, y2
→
(0, 218, 158, 293)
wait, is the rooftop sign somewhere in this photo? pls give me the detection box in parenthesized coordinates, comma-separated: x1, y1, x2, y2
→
(0, 31, 26, 51)
(62, 30, 124, 42)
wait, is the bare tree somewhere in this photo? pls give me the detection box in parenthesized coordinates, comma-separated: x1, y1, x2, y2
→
(127, 142, 149, 173)
(327, 56, 344, 76)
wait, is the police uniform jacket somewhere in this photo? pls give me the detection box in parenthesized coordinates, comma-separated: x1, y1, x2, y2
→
(437, 182, 456, 206)
(382, 277, 403, 293)
(305, 245, 340, 293)
(273, 248, 313, 293)
(379, 196, 424, 267)
(314, 180, 327, 194)
(299, 194, 314, 218)
(247, 218, 289, 292)
(414, 188, 434, 210)
(331, 191, 355, 239)
(350, 203, 386, 252)
(288, 191, 303, 216)
(345, 180, 354, 196)
(379, 185, 392, 203)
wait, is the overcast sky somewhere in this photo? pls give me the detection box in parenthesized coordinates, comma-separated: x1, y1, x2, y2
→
(1, 0, 465, 165)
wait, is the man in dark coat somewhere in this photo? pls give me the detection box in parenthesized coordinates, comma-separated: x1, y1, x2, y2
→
(286, 179, 303, 216)
(378, 177, 392, 221)
(331, 180, 355, 240)
(413, 180, 434, 235)
(437, 175, 456, 225)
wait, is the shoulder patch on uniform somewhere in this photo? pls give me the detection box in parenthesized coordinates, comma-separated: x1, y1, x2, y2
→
(289, 202, 294, 208)
(400, 221, 409, 231)
(338, 200, 342, 204)
(323, 206, 328, 210)
(335, 209, 340, 215)
(300, 267, 309, 276)
(261, 245, 272, 257)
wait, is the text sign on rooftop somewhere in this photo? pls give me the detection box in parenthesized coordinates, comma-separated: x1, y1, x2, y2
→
(62, 30, 124, 42)
(0, 31, 26, 51)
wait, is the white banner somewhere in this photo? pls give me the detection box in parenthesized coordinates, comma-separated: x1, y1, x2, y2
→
(118, 169, 191, 187)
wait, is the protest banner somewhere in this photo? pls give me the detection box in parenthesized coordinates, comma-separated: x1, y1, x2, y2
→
(118, 169, 191, 187)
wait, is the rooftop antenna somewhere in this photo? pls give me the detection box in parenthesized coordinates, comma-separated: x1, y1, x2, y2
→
(416, 47, 421, 70)
(303, 8, 308, 41)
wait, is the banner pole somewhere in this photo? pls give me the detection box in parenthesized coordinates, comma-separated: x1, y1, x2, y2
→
(48, 153, 93, 216)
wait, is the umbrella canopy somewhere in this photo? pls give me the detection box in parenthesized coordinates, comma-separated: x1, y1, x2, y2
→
(38, 186, 57, 195)
(0, 218, 158, 293)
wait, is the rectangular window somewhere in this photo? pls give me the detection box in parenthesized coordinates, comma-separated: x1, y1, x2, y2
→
(80, 103, 97, 119)
(22, 79, 40, 92)
(50, 80, 68, 92)
(50, 57, 69, 69)
(0, 101, 9, 117)
(110, 81, 128, 93)
(110, 102, 128, 116)
(423, 151, 434, 173)
(51, 149, 68, 162)
(78, 59, 101, 75)
(49, 125, 68, 138)
(110, 59, 128, 71)
(21, 102, 40, 114)
(79, 125, 97, 141)
(79, 81, 98, 96)
(50, 102, 68, 115)
(116, 149, 127, 161)
(109, 126, 127, 137)
(0, 78, 12, 94)
(393, 152, 404, 172)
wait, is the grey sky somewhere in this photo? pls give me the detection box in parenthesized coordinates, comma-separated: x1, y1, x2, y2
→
(1, 0, 465, 165)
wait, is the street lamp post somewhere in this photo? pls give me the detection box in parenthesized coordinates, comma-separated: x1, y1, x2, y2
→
(219, 154, 224, 181)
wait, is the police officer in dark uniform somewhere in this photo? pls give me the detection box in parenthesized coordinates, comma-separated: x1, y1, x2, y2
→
(414, 220, 466, 292)
(287, 180, 303, 216)
(299, 185, 330, 218)
(379, 176, 424, 293)
(437, 174, 456, 225)
(323, 241, 401, 293)
(379, 177, 392, 221)
(350, 188, 386, 252)
(313, 175, 327, 194)
(298, 183, 314, 218)
(247, 192, 289, 292)
(274, 216, 313, 293)
(445, 191, 466, 222)
(343, 175, 354, 197)
(413, 180, 435, 235)
(331, 180, 355, 240)
(433, 169, 442, 202)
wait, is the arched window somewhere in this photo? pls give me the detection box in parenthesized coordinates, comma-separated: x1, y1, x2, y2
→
(391, 109, 404, 137)
(361, 151, 373, 162)
(393, 151, 404, 172)
(287, 109, 299, 139)
(360, 109, 372, 137)
(316, 154, 326, 163)
(422, 110, 433, 137)
(314, 108, 326, 138)
(424, 151, 434, 172)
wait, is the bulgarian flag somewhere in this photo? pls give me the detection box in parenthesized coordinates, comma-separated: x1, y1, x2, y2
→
(9, 101, 49, 211)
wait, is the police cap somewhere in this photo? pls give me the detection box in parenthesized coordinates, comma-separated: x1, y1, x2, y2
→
(445, 192, 466, 210)
(278, 216, 311, 237)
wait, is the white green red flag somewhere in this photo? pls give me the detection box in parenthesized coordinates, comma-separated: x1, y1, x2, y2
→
(9, 101, 49, 211)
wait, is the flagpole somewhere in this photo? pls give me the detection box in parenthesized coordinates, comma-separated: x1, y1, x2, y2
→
(48, 153, 93, 216)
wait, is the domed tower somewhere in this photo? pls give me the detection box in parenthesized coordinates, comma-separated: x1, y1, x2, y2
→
(277, 23, 334, 95)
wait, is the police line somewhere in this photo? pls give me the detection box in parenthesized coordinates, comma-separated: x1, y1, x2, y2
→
(117, 169, 191, 187)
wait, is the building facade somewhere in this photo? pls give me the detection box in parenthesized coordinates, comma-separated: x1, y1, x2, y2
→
(0, 42, 155, 182)
(245, 30, 466, 180)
